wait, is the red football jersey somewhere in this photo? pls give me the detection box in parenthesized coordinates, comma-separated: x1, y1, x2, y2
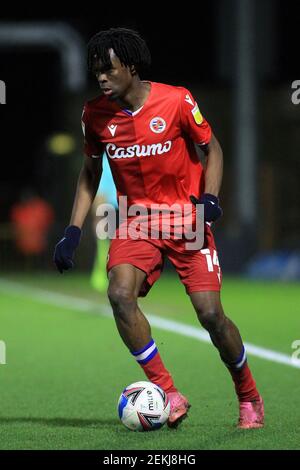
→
(82, 82, 211, 211)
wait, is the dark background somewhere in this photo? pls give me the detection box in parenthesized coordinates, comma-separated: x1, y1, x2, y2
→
(0, 0, 299, 273)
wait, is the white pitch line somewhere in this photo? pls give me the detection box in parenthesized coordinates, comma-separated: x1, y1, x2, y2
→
(0, 278, 299, 370)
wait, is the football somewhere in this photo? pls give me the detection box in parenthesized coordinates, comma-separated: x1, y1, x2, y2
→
(117, 381, 170, 431)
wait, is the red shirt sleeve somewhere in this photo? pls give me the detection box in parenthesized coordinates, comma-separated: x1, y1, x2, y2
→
(179, 87, 212, 145)
(81, 104, 103, 159)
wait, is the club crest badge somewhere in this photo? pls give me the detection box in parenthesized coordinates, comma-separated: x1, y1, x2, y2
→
(150, 117, 166, 133)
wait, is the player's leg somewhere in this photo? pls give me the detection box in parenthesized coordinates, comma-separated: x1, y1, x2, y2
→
(108, 262, 190, 427)
(107, 263, 178, 394)
(189, 291, 264, 428)
(108, 263, 150, 350)
(166, 227, 263, 428)
(190, 291, 244, 363)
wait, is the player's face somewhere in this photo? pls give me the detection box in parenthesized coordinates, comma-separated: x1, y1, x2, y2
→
(93, 49, 134, 101)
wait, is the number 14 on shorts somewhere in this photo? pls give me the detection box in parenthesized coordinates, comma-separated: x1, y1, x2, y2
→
(201, 249, 221, 283)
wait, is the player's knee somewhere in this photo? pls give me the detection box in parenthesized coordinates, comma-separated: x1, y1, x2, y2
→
(197, 309, 225, 333)
(107, 284, 136, 312)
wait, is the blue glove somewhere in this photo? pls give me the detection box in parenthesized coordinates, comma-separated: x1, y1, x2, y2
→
(190, 193, 223, 222)
(54, 225, 82, 273)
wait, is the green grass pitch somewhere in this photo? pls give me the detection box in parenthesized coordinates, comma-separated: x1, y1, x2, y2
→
(0, 272, 299, 450)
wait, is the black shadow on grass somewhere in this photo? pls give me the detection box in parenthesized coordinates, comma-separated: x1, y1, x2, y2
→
(0, 417, 117, 428)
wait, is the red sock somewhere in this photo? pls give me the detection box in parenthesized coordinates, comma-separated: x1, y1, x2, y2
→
(228, 362, 260, 402)
(140, 352, 177, 393)
(131, 339, 177, 393)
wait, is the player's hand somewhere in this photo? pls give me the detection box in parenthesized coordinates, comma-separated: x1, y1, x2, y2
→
(190, 193, 223, 222)
(53, 225, 82, 273)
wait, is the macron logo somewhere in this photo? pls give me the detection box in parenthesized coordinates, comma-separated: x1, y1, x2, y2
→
(185, 94, 194, 106)
(108, 124, 117, 137)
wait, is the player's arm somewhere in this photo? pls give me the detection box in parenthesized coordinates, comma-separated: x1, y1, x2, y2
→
(191, 134, 223, 222)
(53, 154, 103, 273)
(198, 132, 223, 197)
(179, 87, 223, 222)
(70, 154, 103, 228)
(53, 103, 104, 273)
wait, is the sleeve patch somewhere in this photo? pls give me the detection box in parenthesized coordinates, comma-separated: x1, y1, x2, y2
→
(191, 103, 203, 125)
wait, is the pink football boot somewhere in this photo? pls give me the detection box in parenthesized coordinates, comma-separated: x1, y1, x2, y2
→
(167, 391, 191, 428)
(237, 396, 264, 429)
